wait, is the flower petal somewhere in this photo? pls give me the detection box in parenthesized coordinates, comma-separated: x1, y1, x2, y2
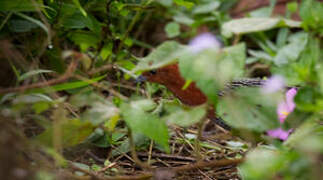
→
(267, 128, 292, 141)
(285, 88, 297, 112)
(261, 75, 285, 94)
(188, 33, 221, 53)
(277, 101, 289, 123)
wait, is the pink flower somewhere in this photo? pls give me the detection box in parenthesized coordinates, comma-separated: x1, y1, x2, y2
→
(277, 88, 297, 123)
(188, 33, 221, 53)
(267, 128, 293, 141)
(267, 88, 298, 141)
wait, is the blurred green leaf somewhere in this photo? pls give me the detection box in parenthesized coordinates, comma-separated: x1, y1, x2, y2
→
(18, 69, 54, 82)
(240, 147, 293, 179)
(222, 18, 301, 38)
(192, 1, 220, 14)
(273, 32, 308, 66)
(36, 119, 95, 147)
(68, 31, 101, 51)
(0, 0, 42, 12)
(217, 88, 280, 131)
(300, 0, 323, 35)
(27, 75, 106, 94)
(70, 91, 119, 125)
(121, 99, 169, 152)
(72, 0, 87, 16)
(8, 19, 38, 32)
(179, 43, 246, 103)
(163, 102, 206, 127)
(173, 0, 194, 9)
(132, 41, 186, 72)
(294, 87, 323, 112)
(165, 22, 180, 38)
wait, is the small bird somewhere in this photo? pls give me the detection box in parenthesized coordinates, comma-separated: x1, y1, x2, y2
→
(139, 63, 266, 130)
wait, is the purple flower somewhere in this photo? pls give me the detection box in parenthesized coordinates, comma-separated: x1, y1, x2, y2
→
(277, 88, 297, 123)
(188, 33, 221, 53)
(267, 88, 298, 141)
(267, 128, 293, 141)
(261, 75, 285, 94)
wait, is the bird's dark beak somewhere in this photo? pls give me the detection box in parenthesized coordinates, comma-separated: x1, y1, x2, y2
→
(136, 75, 147, 83)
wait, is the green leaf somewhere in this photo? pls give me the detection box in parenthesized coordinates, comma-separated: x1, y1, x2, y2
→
(173, 13, 194, 25)
(240, 147, 291, 179)
(222, 18, 301, 38)
(70, 91, 120, 125)
(36, 119, 95, 147)
(273, 32, 308, 66)
(132, 41, 186, 72)
(165, 22, 180, 38)
(120, 99, 169, 152)
(300, 0, 323, 34)
(192, 1, 220, 14)
(294, 87, 323, 112)
(178, 43, 246, 104)
(8, 19, 38, 32)
(0, 0, 42, 12)
(72, 0, 87, 16)
(18, 69, 54, 82)
(61, 10, 101, 33)
(163, 102, 206, 127)
(68, 31, 101, 51)
(217, 88, 280, 131)
(173, 0, 194, 9)
(26, 75, 106, 94)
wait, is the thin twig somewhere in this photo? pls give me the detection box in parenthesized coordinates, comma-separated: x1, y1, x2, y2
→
(127, 128, 151, 170)
(136, 152, 196, 162)
(73, 74, 128, 100)
(88, 64, 114, 76)
(173, 158, 244, 173)
(0, 60, 78, 94)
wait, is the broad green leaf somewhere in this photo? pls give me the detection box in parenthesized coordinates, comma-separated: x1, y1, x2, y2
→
(68, 31, 101, 51)
(173, 0, 194, 9)
(192, 1, 220, 14)
(217, 88, 280, 131)
(300, 0, 323, 34)
(163, 102, 206, 127)
(240, 147, 291, 179)
(36, 119, 95, 147)
(120, 99, 169, 152)
(82, 101, 119, 125)
(284, 116, 322, 149)
(273, 32, 308, 66)
(222, 18, 301, 38)
(132, 41, 186, 72)
(173, 13, 194, 25)
(248, 50, 273, 61)
(294, 87, 323, 112)
(70, 91, 119, 125)
(178, 43, 246, 103)
(165, 22, 180, 38)
(61, 10, 101, 34)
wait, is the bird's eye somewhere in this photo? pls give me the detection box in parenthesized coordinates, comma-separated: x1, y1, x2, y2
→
(149, 70, 157, 75)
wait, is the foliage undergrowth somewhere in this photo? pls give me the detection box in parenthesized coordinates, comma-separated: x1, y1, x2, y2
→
(0, 0, 322, 179)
